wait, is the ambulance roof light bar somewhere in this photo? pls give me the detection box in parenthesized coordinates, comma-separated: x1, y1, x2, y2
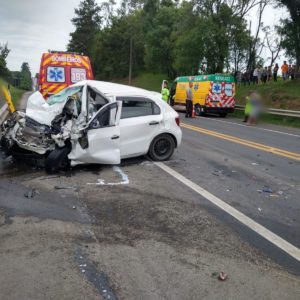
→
(48, 50, 84, 56)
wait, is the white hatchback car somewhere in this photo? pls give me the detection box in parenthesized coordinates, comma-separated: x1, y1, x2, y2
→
(0, 81, 182, 173)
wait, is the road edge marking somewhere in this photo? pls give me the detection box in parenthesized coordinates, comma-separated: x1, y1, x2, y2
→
(155, 161, 300, 262)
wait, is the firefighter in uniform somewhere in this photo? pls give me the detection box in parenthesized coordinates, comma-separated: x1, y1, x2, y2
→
(185, 81, 193, 118)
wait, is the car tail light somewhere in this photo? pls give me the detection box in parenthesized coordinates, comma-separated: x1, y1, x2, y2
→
(175, 116, 180, 126)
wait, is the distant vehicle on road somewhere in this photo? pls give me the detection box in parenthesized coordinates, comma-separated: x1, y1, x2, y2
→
(170, 74, 235, 118)
(38, 51, 94, 99)
(1, 81, 181, 173)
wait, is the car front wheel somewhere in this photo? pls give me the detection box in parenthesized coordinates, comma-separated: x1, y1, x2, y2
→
(45, 145, 71, 174)
(148, 134, 175, 161)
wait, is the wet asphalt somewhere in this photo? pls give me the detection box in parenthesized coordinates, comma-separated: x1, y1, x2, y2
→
(164, 113, 300, 273)
(0, 98, 299, 274)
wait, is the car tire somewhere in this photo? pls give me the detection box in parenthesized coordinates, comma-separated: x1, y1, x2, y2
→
(219, 113, 227, 118)
(45, 146, 71, 174)
(195, 104, 203, 116)
(148, 134, 175, 161)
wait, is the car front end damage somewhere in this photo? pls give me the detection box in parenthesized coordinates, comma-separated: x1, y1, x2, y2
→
(0, 87, 85, 164)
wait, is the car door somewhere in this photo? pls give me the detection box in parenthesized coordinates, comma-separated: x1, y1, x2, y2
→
(69, 101, 122, 165)
(118, 97, 163, 158)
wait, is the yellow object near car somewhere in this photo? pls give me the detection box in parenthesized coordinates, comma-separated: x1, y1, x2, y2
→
(170, 74, 235, 117)
(1, 85, 15, 113)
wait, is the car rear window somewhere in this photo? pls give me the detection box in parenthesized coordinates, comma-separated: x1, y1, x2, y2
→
(117, 97, 161, 119)
(47, 66, 65, 83)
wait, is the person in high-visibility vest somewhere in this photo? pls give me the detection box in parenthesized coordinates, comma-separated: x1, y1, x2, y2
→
(243, 94, 252, 123)
(161, 81, 170, 103)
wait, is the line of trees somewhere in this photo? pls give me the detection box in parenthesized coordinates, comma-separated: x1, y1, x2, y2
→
(0, 43, 32, 91)
(67, 0, 299, 81)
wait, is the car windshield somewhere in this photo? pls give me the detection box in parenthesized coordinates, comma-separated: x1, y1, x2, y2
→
(47, 86, 82, 105)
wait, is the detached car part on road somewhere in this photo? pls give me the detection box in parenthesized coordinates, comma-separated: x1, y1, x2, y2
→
(0, 81, 182, 173)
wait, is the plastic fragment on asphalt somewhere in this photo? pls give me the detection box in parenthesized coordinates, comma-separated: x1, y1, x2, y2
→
(258, 207, 262, 212)
(270, 194, 279, 198)
(81, 269, 85, 273)
(72, 206, 76, 209)
(251, 162, 260, 166)
(218, 272, 228, 281)
(262, 187, 273, 193)
(24, 189, 36, 198)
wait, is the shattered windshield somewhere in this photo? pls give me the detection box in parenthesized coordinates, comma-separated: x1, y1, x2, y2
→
(47, 86, 83, 106)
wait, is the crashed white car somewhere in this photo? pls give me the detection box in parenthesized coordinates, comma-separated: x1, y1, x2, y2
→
(0, 81, 182, 173)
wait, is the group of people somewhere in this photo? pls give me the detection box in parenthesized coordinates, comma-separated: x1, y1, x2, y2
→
(235, 61, 299, 86)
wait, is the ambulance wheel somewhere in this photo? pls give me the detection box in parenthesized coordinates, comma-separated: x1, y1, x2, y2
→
(219, 113, 227, 118)
(148, 134, 175, 161)
(45, 146, 71, 174)
(195, 104, 203, 116)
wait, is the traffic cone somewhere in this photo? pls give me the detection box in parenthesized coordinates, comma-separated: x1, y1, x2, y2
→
(192, 104, 196, 118)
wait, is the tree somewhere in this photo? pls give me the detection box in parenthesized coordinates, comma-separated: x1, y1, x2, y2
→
(144, 4, 177, 77)
(0, 43, 10, 78)
(277, 0, 300, 68)
(68, 0, 102, 57)
(19, 62, 32, 91)
(263, 26, 282, 67)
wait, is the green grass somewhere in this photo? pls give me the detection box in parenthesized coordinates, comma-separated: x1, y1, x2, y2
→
(236, 79, 300, 110)
(0, 78, 26, 107)
(113, 72, 169, 92)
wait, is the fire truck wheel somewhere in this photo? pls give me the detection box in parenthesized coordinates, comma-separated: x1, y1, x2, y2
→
(219, 113, 227, 118)
(195, 104, 203, 116)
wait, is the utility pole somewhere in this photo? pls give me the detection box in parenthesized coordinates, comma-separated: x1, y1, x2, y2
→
(128, 34, 133, 85)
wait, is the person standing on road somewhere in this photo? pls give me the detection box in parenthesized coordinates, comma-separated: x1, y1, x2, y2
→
(243, 93, 252, 123)
(161, 81, 170, 103)
(247, 91, 262, 125)
(281, 61, 289, 80)
(273, 63, 279, 82)
(185, 81, 193, 118)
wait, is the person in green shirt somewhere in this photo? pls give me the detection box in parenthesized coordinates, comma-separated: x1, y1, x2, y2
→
(243, 94, 252, 123)
(161, 81, 170, 103)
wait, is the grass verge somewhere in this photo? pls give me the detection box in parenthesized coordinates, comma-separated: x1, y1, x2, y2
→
(113, 72, 169, 92)
(236, 79, 300, 110)
(0, 78, 26, 107)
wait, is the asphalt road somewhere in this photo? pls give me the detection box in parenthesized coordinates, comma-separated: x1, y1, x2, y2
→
(167, 113, 300, 271)
(0, 96, 300, 299)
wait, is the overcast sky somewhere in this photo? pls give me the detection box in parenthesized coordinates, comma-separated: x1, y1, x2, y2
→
(0, 0, 287, 75)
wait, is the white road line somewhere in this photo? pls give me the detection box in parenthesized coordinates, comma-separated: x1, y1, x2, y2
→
(155, 162, 300, 262)
(200, 117, 300, 138)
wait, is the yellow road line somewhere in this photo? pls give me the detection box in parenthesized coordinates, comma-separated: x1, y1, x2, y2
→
(182, 122, 300, 161)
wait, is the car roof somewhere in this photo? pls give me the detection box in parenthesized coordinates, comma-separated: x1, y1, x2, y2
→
(74, 80, 159, 98)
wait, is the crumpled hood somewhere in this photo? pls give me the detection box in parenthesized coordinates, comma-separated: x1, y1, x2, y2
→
(26, 91, 68, 126)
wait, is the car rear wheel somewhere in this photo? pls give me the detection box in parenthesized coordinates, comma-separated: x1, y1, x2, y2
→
(148, 134, 175, 161)
(45, 146, 71, 174)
